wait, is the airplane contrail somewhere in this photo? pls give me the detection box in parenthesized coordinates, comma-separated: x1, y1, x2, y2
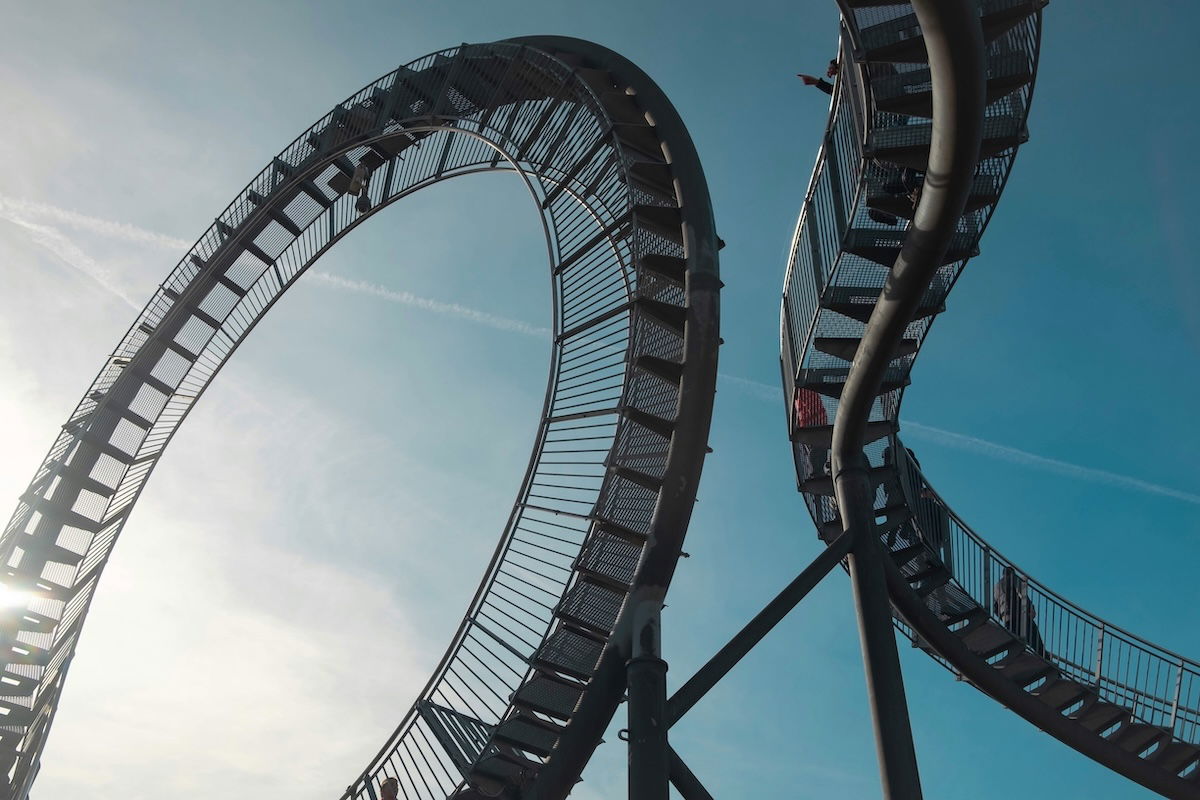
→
(8, 196, 1196, 507)
(719, 374, 1200, 507)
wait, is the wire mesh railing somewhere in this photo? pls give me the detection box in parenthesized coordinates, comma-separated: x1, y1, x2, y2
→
(898, 448, 1200, 745)
(0, 40, 713, 800)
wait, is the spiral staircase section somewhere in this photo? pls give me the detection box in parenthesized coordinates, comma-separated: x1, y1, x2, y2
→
(783, 1, 1200, 797)
(0, 38, 719, 800)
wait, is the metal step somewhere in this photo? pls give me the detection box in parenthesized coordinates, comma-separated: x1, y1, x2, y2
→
(812, 336, 918, 363)
(996, 650, 1056, 688)
(790, 419, 896, 448)
(957, 620, 1018, 659)
(843, 227, 978, 268)
(494, 713, 561, 759)
(534, 627, 604, 682)
(1113, 723, 1170, 756)
(867, 114, 1027, 171)
(873, 52, 1033, 118)
(556, 580, 625, 636)
(512, 673, 585, 721)
(1030, 675, 1089, 712)
(823, 285, 944, 324)
(1153, 741, 1200, 774)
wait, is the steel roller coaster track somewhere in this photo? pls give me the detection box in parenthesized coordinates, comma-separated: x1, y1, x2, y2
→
(4, 2, 1198, 799)
(783, 0, 1200, 797)
(0, 37, 720, 800)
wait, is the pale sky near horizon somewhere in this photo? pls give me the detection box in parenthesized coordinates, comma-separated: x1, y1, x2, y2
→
(1, 1, 1198, 799)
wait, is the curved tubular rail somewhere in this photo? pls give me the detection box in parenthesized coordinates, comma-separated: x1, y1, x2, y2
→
(0, 38, 719, 800)
(783, 0, 1200, 796)
(829, 1, 985, 795)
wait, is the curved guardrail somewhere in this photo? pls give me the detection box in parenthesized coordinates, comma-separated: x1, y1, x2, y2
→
(783, 1, 1200, 796)
(0, 38, 719, 800)
(896, 447, 1200, 748)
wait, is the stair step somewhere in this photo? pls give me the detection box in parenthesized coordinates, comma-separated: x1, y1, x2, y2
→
(888, 542, 927, 568)
(622, 406, 675, 439)
(1069, 699, 1128, 734)
(614, 123, 665, 161)
(494, 714, 561, 759)
(812, 337, 918, 363)
(513, 674, 584, 721)
(636, 297, 687, 336)
(639, 254, 686, 286)
(843, 228, 978, 268)
(873, 54, 1034, 118)
(911, 565, 951, 598)
(556, 579, 625, 636)
(1114, 723, 1169, 756)
(629, 158, 676, 204)
(798, 373, 910, 400)
(823, 286, 944, 324)
(608, 464, 663, 493)
(635, 355, 683, 386)
(996, 650, 1056, 687)
(860, 0, 1046, 62)
(867, 114, 1027, 171)
(1030, 676, 1089, 712)
(940, 606, 989, 635)
(1153, 741, 1200, 774)
(819, 502, 912, 542)
(575, 529, 644, 591)
(958, 620, 1018, 659)
(534, 627, 604, 681)
(801, 464, 893, 497)
(634, 205, 684, 247)
(790, 419, 895, 448)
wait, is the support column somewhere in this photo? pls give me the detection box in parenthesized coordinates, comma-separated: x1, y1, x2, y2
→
(836, 455, 923, 800)
(627, 595, 668, 800)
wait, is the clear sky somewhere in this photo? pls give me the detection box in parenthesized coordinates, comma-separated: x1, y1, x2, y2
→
(0, 0, 1197, 798)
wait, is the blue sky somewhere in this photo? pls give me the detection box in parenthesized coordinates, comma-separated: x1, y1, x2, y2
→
(0, 0, 1197, 798)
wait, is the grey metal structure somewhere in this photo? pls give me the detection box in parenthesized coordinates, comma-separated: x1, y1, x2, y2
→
(784, 0, 1200, 797)
(0, 37, 720, 800)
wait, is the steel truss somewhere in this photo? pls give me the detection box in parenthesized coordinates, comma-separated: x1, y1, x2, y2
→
(0, 37, 720, 800)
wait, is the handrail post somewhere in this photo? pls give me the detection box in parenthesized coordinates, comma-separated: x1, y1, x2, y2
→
(1094, 623, 1106, 688)
(981, 546, 993, 614)
(1169, 661, 1183, 733)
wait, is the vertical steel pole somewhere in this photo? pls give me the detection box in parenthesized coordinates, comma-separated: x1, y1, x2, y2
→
(828, 0, 984, 795)
(628, 595, 668, 800)
(837, 454, 924, 800)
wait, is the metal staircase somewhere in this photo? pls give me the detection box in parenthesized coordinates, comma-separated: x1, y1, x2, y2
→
(785, 1, 1200, 796)
(0, 38, 720, 800)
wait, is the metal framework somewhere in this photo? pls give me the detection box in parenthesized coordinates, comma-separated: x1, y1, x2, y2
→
(0, 37, 720, 800)
(783, 0, 1200, 797)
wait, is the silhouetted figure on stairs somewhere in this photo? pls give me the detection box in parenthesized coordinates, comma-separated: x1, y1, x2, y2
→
(994, 566, 1046, 657)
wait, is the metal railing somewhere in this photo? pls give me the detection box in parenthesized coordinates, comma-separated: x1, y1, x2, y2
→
(897, 446, 1200, 745)
(0, 40, 711, 800)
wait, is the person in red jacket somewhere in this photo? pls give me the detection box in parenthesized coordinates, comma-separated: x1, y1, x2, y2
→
(792, 387, 830, 483)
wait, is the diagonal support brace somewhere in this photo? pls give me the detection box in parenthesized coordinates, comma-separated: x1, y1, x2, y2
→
(666, 529, 856, 727)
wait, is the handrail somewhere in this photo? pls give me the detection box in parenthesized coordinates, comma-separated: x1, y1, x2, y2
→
(899, 445, 1200, 743)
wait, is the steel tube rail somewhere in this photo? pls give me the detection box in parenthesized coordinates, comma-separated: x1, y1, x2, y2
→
(829, 1, 986, 797)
